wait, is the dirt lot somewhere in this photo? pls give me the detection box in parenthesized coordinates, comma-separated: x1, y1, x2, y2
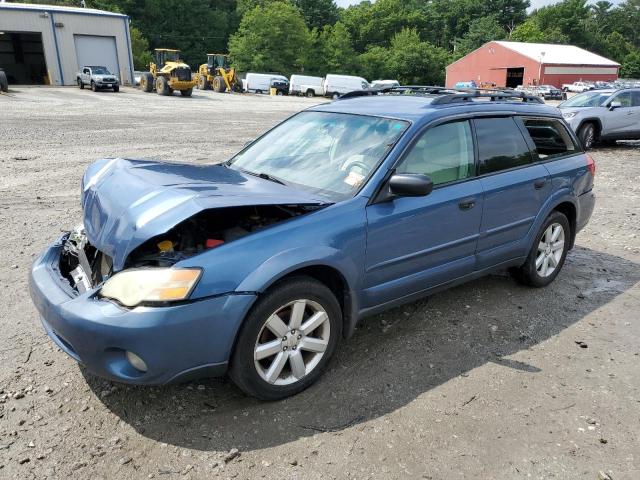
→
(0, 86, 639, 480)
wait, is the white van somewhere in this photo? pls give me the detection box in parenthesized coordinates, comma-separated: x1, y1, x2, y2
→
(370, 79, 400, 89)
(323, 74, 369, 99)
(244, 73, 288, 94)
(290, 75, 324, 97)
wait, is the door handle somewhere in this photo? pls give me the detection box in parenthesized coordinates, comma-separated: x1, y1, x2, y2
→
(534, 179, 547, 189)
(458, 198, 476, 210)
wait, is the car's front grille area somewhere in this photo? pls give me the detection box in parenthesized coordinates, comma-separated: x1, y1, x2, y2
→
(174, 68, 191, 81)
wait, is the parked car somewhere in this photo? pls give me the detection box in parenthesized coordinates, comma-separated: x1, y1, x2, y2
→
(370, 79, 400, 90)
(562, 81, 593, 93)
(454, 80, 478, 89)
(77, 66, 119, 92)
(323, 74, 369, 99)
(0, 67, 8, 93)
(269, 78, 289, 96)
(536, 85, 566, 100)
(289, 75, 324, 97)
(559, 88, 640, 148)
(29, 92, 595, 400)
(244, 73, 288, 94)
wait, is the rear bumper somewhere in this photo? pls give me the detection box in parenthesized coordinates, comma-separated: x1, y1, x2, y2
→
(29, 238, 256, 385)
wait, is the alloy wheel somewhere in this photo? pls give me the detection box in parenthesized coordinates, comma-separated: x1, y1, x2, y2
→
(254, 299, 330, 386)
(536, 222, 565, 278)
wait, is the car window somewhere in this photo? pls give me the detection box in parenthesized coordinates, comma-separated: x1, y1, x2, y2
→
(523, 118, 577, 160)
(395, 120, 474, 186)
(614, 92, 633, 107)
(83, 68, 89, 74)
(475, 117, 532, 175)
(631, 91, 640, 107)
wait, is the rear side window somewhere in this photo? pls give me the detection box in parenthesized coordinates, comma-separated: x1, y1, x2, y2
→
(475, 117, 532, 175)
(396, 120, 474, 186)
(523, 118, 577, 160)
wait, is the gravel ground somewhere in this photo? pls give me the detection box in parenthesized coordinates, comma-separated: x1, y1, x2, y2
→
(0, 86, 639, 480)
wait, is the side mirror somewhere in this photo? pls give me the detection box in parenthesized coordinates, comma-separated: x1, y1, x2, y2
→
(388, 174, 434, 197)
(608, 101, 622, 110)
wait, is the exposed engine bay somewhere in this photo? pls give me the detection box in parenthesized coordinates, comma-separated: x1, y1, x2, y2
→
(59, 204, 321, 293)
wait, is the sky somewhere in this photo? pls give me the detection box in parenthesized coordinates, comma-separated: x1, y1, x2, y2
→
(335, 0, 623, 9)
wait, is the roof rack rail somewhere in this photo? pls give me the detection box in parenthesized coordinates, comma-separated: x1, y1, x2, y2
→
(431, 89, 544, 105)
(337, 89, 380, 100)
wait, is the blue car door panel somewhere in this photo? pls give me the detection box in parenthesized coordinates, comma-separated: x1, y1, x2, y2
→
(364, 119, 482, 307)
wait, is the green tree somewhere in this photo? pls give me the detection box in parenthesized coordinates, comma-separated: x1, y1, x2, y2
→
(455, 15, 505, 57)
(294, 0, 339, 30)
(510, 17, 569, 43)
(129, 26, 153, 70)
(322, 22, 358, 73)
(621, 50, 640, 78)
(358, 46, 390, 81)
(387, 28, 450, 85)
(229, 1, 311, 76)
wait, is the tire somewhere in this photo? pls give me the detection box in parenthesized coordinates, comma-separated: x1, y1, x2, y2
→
(156, 76, 170, 96)
(306, 89, 315, 98)
(77, 78, 84, 90)
(332, 92, 340, 100)
(198, 75, 209, 90)
(112, 85, 119, 92)
(141, 73, 154, 93)
(180, 88, 193, 97)
(510, 211, 571, 288)
(578, 122, 596, 150)
(276, 90, 283, 96)
(91, 81, 97, 92)
(212, 76, 226, 93)
(229, 276, 342, 400)
(0, 71, 7, 93)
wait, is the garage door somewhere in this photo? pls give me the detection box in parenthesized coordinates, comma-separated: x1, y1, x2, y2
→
(74, 35, 119, 76)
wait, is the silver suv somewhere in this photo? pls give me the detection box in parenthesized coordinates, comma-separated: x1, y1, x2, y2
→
(559, 88, 640, 148)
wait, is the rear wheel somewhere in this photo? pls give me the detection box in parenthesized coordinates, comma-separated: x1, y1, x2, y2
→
(578, 122, 596, 150)
(180, 87, 193, 97)
(112, 85, 119, 92)
(156, 76, 170, 96)
(306, 89, 315, 98)
(332, 92, 340, 100)
(198, 75, 209, 90)
(77, 78, 84, 89)
(212, 76, 226, 93)
(510, 211, 570, 288)
(141, 73, 154, 93)
(229, 277, 342, 400)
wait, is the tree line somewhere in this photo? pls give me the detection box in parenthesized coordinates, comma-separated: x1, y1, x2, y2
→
(19, 0, 640, 82)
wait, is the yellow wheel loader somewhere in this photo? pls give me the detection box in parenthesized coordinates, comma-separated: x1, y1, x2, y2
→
(140, 49, 196, 97)
(195, 54, 241, 93)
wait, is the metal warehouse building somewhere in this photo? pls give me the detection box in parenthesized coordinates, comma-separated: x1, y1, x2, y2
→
(446, 41, 619, 89)
(0, 2, 133, 86)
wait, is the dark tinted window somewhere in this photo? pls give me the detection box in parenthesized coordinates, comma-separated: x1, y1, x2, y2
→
(396, 120, 474, 185)
(475, 117, 532, 175)
(523, 118, 577, 159)
(632, 91, 640, 107)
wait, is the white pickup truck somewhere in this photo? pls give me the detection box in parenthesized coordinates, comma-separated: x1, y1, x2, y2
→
(76, 66, 120, 92)
(561, 81, 593, 93)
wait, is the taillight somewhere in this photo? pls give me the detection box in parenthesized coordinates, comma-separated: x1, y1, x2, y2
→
(586, 153, 596, 176)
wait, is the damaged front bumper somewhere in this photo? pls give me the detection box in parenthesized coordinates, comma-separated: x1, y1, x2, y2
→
(28, 235, 256, 385)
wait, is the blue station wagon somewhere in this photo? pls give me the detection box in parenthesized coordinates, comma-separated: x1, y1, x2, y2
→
(29, 90, 596, 400)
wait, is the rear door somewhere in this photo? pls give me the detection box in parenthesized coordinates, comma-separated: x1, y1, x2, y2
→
(474, 116, 551, 269)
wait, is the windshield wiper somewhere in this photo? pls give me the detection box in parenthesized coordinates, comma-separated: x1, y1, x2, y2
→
(241, 169, 287, 186)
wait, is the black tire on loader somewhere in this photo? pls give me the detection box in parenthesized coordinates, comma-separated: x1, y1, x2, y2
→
(213, 76, 226, 93)
(141, 72, 154, 93)
(198, 75, 209, 90)
(0, 71, 7, 93)
(156, 76, 171, 96)
(180, 88, 193, 97)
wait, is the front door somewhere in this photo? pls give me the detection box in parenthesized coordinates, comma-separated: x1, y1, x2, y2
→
(364, 119, 483, 308)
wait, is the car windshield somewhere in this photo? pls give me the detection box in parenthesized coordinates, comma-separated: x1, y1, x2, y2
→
(228, 111, 409, 201)
(91, 67, 110, 75)
(560, 91, 611, 107)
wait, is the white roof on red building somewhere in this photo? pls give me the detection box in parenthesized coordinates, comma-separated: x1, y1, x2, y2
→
(494, 41, 620, 66)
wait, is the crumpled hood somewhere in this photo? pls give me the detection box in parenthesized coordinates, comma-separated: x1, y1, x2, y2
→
(81, 158, 326, 270)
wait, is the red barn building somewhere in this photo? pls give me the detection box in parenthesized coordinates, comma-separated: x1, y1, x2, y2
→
(446, 41, 619, 89)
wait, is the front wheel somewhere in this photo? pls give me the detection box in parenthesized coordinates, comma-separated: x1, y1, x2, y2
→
(156, 76, 170, 95)
(510, 211, 570, 287)
(578, 122, 596, 150)
(91, 81, 97, 92)
(112, 85, 119, 92)
(229, 277, 342, 400)
(77, 78, 84, 89)
(180, 88, 192, 97)
(141, 73, 154, 93)
(306, 89, 315, 98)
(332, 92, 340, 100)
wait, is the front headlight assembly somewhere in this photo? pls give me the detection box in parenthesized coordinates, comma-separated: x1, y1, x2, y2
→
(99, 268, 201, 307)
(562, 112, 577, 119)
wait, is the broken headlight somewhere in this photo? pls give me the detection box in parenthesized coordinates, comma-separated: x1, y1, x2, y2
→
(99, 268, 201, 307)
